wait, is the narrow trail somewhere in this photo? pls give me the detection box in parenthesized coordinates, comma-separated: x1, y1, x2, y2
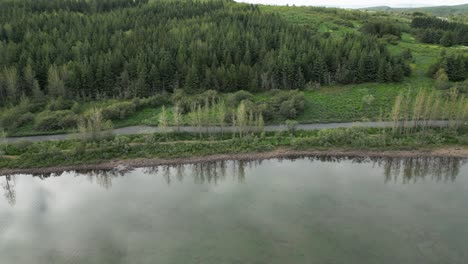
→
(3, 120, 460, 143)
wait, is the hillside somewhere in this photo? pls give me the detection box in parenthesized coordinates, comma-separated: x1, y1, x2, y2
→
(0, 0, 467, 138)
(362, 4, 468, 17)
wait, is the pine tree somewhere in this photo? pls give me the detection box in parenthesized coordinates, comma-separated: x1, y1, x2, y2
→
(3, 67, 19, 102)
(22, 64, 36, 96)
(119, 69, 130, 99)
(184, 64, 200, 93)
(135, 61, 149, 97)
(377, 60, 386, 83)
(47, 65, 65, 98)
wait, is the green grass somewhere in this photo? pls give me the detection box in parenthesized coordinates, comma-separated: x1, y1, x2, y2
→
(389, 33, 442, 77)
(296, 78, 433, 123)
(112, 107, 163, 127)
(259, 5, 358, 35)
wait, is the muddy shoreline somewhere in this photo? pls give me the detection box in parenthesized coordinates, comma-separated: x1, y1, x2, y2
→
(1, 148, 467, 176)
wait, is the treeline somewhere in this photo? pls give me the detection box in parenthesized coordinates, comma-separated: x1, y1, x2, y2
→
(0, 0, 147, 13)
(0, 0, 410, 106)
(411, 16, 468, 47)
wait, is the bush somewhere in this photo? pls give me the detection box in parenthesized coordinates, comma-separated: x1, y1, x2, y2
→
(34, 110, 78, 131)
(139, 95, 170, 109)
(71, 101, 81, 114)
(226, 90, 253, 107)
(4, 140, 33, 155)
(1, 108, 19, 130)
(381, 34, 400, 45)
(453, 80, 468, 94)
(48, 97, 74, 111)
(280, 101, 297, 119)
(17, 112, 35, 127)
(285, 120, 299, 134)
(1, 108, 35, 131)
(267, 90, 306, 120)
(101, 101, 136, 120)
(78, 108, 114, 141)
(26, 99, 47, 113)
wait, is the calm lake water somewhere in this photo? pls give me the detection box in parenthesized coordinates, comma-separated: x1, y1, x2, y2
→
(1, 157, 468, 264)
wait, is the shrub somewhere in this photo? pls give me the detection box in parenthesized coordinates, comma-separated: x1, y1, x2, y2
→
(71, 101, 81, 114)
(101, 101, 136, 120)
(171, 89, 220, 113)
(17, 112, 34, 127)
(226, 90, 253, 107)
(453, 81, 468, 94)
(285, 120, 299, 134)
(139, 95, 170, 109)
(0, 108, 35, 131)
(1, 109, 17, 130)
(280, 101, 297, 119)
(78, 107, 113, 141)
(48, 97, 74, 111)
(381, 34, 400, 45)
(27, 99, 47, 113)
(34, 110, 78, 131)
(267, 90, 306, 120)
(4, 140, 33, 155)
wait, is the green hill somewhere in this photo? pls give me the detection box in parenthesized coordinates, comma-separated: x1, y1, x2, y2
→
(362, 4, 468, 16)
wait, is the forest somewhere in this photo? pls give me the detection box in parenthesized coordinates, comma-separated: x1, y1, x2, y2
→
(411, 16, 468, 47)
(0, 0, 411, 107)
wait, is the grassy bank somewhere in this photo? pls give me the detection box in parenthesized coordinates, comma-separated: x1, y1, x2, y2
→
(1, 127, 467, 171)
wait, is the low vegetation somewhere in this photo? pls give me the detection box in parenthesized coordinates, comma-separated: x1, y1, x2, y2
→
(1, 83, 467, 170)
(0, 126, 466, 170)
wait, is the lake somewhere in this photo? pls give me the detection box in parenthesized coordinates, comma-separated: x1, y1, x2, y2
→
(1, 156, 467, 264)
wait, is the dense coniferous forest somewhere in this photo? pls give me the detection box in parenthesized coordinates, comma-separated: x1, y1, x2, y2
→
(411, 16, 468, 47)
(0, 0, 410, 107)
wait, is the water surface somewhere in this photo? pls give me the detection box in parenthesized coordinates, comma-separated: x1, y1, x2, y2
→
(1, 157, 467, 264)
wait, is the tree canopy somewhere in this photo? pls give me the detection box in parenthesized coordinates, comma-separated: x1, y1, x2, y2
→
(0, 0, 410, 106)
(411, 16, 468, 47)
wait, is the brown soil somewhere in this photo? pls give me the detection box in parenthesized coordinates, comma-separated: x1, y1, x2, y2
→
(1, 147, 467, 176)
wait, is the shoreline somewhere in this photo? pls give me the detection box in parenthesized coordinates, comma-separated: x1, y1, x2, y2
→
(1, 147, 467, 176)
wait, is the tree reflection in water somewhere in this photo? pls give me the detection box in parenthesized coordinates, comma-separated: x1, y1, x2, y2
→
(1, 156, 466, 205)
(377, 157, 466, 184)
(1, 175, 15, 205)
(155, 156, 463, 185)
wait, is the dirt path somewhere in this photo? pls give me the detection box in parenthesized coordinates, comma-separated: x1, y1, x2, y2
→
(4, 120, 460, 143)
